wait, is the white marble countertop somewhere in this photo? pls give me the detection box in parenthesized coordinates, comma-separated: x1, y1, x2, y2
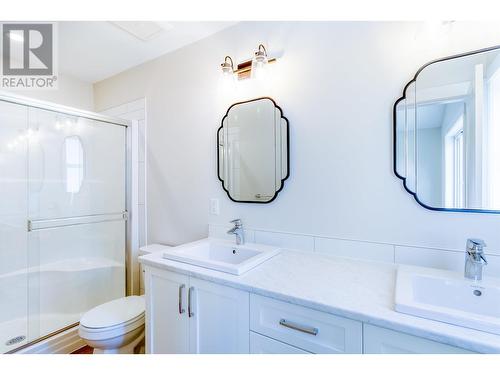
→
(139, 243, 500, 353)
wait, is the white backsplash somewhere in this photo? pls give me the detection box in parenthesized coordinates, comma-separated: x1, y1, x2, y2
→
(315, 237, 394, 263)
(209, 223, 500, 278)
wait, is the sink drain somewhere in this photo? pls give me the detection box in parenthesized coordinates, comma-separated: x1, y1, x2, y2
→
(473, 290, 482, 297)
(5, 335, 26, 346)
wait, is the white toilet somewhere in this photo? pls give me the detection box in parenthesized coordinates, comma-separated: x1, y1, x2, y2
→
(78, 295, 145, 354)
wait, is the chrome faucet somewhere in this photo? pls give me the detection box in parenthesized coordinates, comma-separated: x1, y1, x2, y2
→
(227, 219, 244, 245)
(464, 238, 488, 281)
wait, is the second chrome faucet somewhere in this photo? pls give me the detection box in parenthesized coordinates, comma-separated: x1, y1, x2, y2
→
(464, 238, 488, 281)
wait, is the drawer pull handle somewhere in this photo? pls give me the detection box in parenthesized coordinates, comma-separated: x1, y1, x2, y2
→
(279, 319, 319, 336)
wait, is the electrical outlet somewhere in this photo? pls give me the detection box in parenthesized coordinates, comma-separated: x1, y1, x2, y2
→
(210, 198, 220, 215)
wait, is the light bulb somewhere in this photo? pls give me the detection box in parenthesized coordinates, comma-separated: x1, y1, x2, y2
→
(221, 72, 236, 91)
(251, 44, 269, 81)
(220, 56, 236, 92)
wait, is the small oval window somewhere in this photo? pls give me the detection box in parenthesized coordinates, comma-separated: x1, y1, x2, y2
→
(64, 136, 84, 193)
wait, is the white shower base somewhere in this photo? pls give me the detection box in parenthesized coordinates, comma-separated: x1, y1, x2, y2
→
(1, 256, 125, 353)
(0, 313, 81, 353)
(0, 317, 27, 353)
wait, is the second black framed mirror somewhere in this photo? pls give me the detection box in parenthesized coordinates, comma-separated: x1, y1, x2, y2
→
(394, 45, 500, 213)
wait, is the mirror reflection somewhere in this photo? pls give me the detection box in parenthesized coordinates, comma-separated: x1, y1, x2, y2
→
(395, 47, 500, 212)
(217, 97, 289, 203)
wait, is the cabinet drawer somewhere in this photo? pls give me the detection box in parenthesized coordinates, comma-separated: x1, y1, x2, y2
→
(250, 332, 310, 354)
(363, 324, 475, 354)
(250, 294, 362, 353)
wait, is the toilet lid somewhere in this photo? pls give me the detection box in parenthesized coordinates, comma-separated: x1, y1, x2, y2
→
(80, 296, 145, 329)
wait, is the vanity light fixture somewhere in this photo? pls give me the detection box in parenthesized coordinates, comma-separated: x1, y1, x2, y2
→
(220, 43, 276, 81)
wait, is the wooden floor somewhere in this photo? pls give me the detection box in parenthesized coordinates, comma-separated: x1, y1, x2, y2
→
(71, 345, 93, 354)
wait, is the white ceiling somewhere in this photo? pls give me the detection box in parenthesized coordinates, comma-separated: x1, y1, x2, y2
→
(417, 103, 446, 129)
(57, 21, 237, 83)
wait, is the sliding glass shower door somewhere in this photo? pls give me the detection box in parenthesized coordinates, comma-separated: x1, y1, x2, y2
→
(0, 101, 29, 353)
(1, 98, 128, 353)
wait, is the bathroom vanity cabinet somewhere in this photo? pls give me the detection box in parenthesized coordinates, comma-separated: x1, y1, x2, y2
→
(145, 267, 249, 353)
(144, 266, 475, 354)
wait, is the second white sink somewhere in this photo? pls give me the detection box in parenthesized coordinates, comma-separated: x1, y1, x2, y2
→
(162, 238, 280, 275)
(395, 265, 500, 334)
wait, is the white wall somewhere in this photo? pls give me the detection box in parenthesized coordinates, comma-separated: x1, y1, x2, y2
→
(93, 21, 500, 256)
(4, 72, 94, 111)
(417, 127, 442, 206)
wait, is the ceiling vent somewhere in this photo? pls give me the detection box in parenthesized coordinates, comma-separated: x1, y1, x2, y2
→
(111, 21, 173, 41)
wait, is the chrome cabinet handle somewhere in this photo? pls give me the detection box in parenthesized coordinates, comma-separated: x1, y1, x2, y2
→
(279, 319, 319, 336)
(188, 287, 195, 317)
(178, 284, 185, 314)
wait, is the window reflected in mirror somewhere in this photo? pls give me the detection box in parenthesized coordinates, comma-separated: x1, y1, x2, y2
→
(64, 135, 84, 194)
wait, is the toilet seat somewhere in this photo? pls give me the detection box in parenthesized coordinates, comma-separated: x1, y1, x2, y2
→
(79, 296, 145, 341)
(79, 314, 145, 341)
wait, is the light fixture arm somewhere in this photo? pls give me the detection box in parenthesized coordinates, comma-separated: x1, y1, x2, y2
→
(221, 55, 234, 70)
(257, 44, 267, 56)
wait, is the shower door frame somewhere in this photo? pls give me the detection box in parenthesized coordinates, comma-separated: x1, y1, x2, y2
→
(1, 91, 133, 353)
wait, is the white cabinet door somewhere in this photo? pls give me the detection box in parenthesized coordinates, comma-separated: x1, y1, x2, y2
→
(145, 267, 189, 353)
(250, 332, 310, 354)
(363, 324, 475, 354)
(189, 277, 249, 353)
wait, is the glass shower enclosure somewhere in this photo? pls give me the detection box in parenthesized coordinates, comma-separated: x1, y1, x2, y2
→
(0, 94, 129, 353)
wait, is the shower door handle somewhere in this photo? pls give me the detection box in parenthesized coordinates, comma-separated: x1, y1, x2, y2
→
(27, 212, 127, 231)
(178, 284, 185, 314)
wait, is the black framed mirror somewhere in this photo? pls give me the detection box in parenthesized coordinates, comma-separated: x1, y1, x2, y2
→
(217, 97, 289, 203)
(394, 45, 500, 213)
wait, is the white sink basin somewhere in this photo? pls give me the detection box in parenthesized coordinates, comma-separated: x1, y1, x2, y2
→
(162, 238, 280, 275)
(395, 265, 500, 334)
